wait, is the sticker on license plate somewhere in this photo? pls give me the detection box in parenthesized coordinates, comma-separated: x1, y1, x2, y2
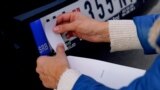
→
(40, 2, 82, 52)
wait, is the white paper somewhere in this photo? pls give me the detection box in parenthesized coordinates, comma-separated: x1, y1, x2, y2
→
(67, 56, 145, 89)
(43, 20, 68, 51)
(40, 1, 82, 52)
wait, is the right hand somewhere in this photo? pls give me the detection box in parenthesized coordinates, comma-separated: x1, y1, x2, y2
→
(53, 12, 110, 43)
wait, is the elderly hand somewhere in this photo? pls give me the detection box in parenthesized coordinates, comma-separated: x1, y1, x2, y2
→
(54, 12, 110, 43)
(36, 44, 69, 89)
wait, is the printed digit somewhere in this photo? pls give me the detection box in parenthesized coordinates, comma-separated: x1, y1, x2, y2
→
(106, 0, 114, 14)
(84, 1, 95, 19)
(95, 0, 105, 19)
(62, 11, 66, 14)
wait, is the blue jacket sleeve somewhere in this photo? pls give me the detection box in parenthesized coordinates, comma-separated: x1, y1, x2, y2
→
(133, 14, 160, 54)
(72, 14, 160, 90)
(121, 14, 160, 90)
(72, 75, 114, 90)
(120, 55, 160, 90)
(72, 56, 160, 90)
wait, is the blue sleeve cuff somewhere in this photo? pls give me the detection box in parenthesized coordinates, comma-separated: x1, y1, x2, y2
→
(72, 75, 113, 90)
(133, 14, 160, 54)
(121, 55, 160, 90)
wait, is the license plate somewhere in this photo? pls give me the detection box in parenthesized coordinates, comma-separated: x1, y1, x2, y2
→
(41, 0, 138, 22)
(40, 2, 82, 51)
(39, 0, 137, 52)
(79, 0, 137, 21)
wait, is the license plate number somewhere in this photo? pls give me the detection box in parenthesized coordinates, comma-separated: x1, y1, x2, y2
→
(79, 0, 137, 21)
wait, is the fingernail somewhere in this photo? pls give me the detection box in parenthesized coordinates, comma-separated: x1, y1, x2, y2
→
(54, 26, 59, 32)
(56, 43, 64, 52)
(57, 43, 64, 47)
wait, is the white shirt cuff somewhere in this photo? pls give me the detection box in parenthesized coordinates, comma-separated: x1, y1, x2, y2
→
(108, 20, 142, 52)
(57, 69, 81, 90)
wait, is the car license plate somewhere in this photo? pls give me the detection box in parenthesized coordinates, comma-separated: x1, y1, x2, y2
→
(41, 0, 138, 22)
(79, 0, 137, 21)
(39, 0, 138, 52)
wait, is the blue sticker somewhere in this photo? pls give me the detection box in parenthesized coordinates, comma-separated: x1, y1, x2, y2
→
(30, 19, 52, 55)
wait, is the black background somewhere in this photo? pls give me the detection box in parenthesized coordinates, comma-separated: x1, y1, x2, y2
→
(0, 0, 159, 90)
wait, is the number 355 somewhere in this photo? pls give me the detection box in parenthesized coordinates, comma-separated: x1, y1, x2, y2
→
(84, 0, 114, 19)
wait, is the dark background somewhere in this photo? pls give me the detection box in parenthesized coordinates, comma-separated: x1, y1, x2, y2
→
(0, 0, 159, 90)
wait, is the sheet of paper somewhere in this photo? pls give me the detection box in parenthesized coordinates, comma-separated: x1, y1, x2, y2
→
(43, 20, 68, 51)
(67, 56, 146, 89)
(40, 1, 82, 52)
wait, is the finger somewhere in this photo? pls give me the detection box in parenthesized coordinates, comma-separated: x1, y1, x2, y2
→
(56, 12, 75, 24)
(56, 43, 66, 56)
(40, 75, 57, 89)
(36, 56, 49, 73)
(53, 22, 76, 33)
(36, 67, 46, 76)
(39, 75, 49, 87)
(36, 56, 47, 66)
(36, 66, 41, 74)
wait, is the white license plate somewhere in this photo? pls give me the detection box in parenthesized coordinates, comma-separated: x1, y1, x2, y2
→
(40, 0, 137, 51)
(79, 0, 137, 21)
(40, 2, 82, 51)
(41, 0, 137, 22)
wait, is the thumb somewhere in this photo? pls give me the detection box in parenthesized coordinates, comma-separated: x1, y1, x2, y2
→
(54, 23, 76, 33)
(56, 43, 66, 57)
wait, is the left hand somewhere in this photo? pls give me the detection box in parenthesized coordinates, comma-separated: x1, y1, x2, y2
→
(36, 44, 69, 89)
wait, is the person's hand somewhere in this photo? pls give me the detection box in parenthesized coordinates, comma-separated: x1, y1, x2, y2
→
(54, 12, 110, 43)
(36, 44, 69, 89)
